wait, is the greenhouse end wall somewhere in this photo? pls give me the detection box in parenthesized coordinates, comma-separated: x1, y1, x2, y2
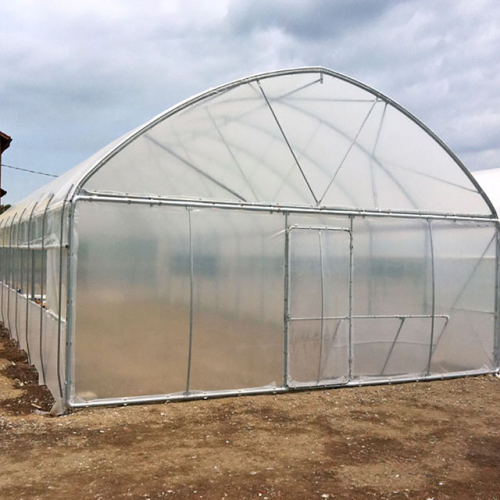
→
(64, 199, 498, 405)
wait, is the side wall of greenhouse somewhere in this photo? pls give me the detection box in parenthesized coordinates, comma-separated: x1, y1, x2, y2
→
(0, 201, 70, 407)
(67, 199, 499, 405)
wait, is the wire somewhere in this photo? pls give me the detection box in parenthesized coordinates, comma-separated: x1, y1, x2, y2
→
(0, 163, 59, 178)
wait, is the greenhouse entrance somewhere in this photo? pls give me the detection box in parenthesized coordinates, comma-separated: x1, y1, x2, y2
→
(287, 224, 352, 387)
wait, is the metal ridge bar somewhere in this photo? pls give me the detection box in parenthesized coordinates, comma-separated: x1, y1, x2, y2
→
(73, 194, 497, 222)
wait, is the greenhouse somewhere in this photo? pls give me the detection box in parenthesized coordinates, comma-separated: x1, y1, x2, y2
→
(0, 67, 498, 411)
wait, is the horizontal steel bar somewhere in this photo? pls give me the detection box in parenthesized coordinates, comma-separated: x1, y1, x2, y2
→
(288, 225, 351, 232)
(67, 386, 288, 408)
(66, 370, 496, 409)
(75, 193, 497, 222)
(8, 244, 65, 250)
(289, 314, 450, 322)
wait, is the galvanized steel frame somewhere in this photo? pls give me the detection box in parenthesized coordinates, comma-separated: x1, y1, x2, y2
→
(2, 68, 500, 410)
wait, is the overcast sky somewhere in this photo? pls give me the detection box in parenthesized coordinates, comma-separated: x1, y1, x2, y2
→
(1, 0, 499, 204)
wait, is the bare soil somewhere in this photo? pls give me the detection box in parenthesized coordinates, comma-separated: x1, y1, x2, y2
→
(1, 324, 500, 500)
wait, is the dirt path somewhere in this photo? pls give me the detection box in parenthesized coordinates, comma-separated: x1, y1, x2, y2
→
(1, 324, 500, 500)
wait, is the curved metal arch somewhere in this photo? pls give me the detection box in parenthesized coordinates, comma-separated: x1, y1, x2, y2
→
(71, 67, 496, 218)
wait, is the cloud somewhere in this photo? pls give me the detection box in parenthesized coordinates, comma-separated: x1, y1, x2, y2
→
(0, 0, 499, 204)
(227, 0, 400, 41)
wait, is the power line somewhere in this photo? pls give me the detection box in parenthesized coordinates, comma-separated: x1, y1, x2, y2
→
(0, 163, 59, 178)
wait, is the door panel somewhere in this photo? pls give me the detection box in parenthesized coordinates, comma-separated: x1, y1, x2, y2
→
(287, 226, 351, 386)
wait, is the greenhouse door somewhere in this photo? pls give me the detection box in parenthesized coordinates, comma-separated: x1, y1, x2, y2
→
(287, 226, 352, 387)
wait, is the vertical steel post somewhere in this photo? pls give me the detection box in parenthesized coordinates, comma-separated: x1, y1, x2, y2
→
(56, 186, 74, 399)
(494, 223, 500, 368)
(15, 208, 28, 345)
(0, 218, 5, 325)
(348, 215, 354, 381)
(7, 213, 18, 337)
(185, 207, 194, 395)
(0, 217, 5, 325)
(25, 202, 38, 363)
(39, 195, 54, 384)
(64, 199, 77, 405)
(317, 230, 325, 383)
(283, 213, 290, 387)
(426, 220, 436, 376)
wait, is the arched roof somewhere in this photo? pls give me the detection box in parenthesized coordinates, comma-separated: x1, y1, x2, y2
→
(1, 67, 495, 222)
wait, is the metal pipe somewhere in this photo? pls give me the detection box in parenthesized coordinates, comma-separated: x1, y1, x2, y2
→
(185, 207, 194, 395)
(430, 316, 451, 358)
(317, 230, 325, 383)
(15, 208, 28, 345)
(380, 317, 405, 375)
(65, 369, 496, 409)
(257, 80, 319, 204)
(319, 100, 377, 204)
(74, 194, 496, 222)
(6, 213, 18, 337)
(288, 225, 350, 232)
(348, 215, 354, 381)
(426, 221, 436, 376)
(39, 194, 55, 384)
(64, 199, 78, 405)
(144, 134, 248, 202)
(205, 107, 259, 201)
(283, 213, 290, 387)
(369, 102, 387, 208)
(495, 224, 500, 367)
(0, 218, 6, 325)
(321, 318, 345, 371)
(25, 202, 38, 363)
(56, 186, 73, 398)
(289, 313, 450, 321)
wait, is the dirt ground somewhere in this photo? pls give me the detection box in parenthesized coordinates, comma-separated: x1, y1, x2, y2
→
(1, 324, 500, 500)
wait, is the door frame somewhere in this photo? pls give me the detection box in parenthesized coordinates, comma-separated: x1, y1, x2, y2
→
(284, 217, 354, 387)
